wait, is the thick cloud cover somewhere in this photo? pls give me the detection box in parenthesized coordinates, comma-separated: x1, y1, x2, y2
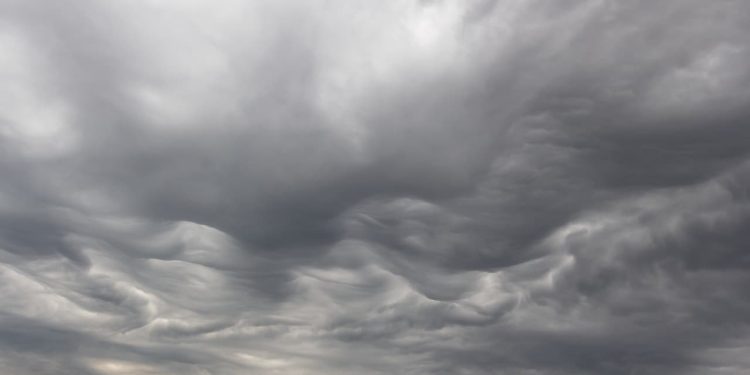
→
(1, 0, 750, 373)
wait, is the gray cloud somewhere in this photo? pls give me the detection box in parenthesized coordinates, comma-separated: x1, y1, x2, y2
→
(1, 0, 750, 373)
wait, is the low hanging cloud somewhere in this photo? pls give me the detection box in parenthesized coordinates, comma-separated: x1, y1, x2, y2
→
(1, 0, 750, 374)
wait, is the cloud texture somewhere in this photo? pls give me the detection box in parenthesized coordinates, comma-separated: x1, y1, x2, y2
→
(1, 0, 750, 373)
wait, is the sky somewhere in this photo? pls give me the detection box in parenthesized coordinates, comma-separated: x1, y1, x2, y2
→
(1, 0, 750, 374)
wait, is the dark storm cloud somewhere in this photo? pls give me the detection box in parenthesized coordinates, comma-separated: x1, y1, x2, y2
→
(1, 0, 750, 374)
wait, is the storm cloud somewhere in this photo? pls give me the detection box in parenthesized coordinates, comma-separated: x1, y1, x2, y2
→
(1, 0, 750, 374)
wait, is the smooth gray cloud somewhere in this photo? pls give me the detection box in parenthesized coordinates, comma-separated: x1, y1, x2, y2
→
(1, 0, 749, 374)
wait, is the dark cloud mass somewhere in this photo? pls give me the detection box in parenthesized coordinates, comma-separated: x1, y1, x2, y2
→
(1, 0, 750, 373)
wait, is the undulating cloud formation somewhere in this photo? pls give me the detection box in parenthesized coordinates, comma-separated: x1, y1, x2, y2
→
(1, 0, 750, 374)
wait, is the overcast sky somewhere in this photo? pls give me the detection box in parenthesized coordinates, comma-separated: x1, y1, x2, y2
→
(1, 0, 750, 374)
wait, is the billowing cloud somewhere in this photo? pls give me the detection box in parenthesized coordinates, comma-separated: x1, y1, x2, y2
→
(1, 0, 749, 374)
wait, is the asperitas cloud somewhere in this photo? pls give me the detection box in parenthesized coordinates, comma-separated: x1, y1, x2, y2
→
(1, 1, 749, 374)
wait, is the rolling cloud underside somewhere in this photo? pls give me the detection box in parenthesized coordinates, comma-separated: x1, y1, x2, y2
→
(1, 0, 750, 374)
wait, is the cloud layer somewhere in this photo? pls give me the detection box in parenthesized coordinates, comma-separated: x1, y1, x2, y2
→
(1, 0, 750, 374)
